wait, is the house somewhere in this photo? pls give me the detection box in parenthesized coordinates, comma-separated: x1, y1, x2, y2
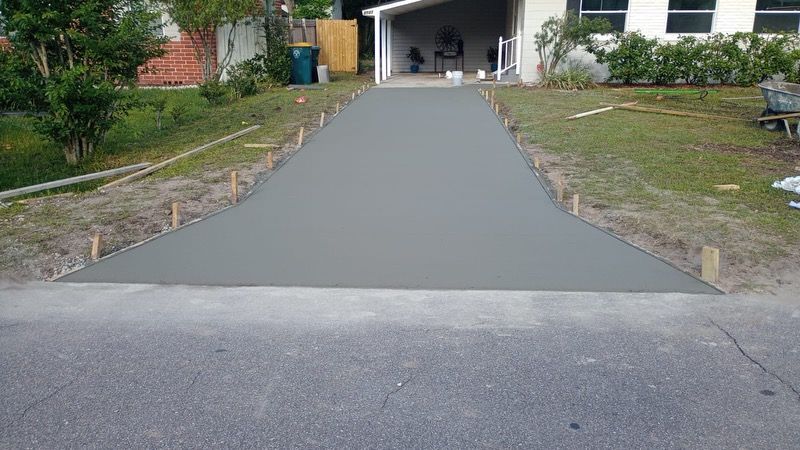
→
(364, 0, 800, 84)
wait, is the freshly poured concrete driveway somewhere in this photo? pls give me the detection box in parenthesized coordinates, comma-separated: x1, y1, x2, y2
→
(62, 88, 715, 293)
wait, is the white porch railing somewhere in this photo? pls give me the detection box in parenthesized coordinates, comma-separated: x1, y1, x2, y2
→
(496, 35, 521, 81)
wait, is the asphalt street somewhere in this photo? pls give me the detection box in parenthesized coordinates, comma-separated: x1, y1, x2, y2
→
(61, 88, 715, 293)
(1, 283, 798, 448)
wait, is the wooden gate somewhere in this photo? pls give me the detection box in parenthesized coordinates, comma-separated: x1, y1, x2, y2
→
(316, 19, 358, 73)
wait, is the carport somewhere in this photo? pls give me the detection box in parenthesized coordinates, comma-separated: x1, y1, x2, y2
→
(363, 0, 524, 84)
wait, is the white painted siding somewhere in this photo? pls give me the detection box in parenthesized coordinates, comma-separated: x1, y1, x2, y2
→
(520, 0, 762, 83)
(217, 18, 267, 80)
(390, 0, 507, 73)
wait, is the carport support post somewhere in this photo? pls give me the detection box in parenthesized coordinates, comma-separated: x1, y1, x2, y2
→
(702, 246, 720, 283)
(374, 11, 381, 85)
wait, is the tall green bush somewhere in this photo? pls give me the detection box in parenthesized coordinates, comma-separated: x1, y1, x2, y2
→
(588, 31, 800, 86)
(590, 32, 658, 84)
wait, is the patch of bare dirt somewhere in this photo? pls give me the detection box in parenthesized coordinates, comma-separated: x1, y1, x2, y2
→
(523, 143, 800, 298)
(692, 139, 800, 165)
(0, 142, 302, 282)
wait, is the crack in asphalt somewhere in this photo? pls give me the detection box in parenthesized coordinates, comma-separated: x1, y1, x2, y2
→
(710, 318, 800, 401)
(188, 370, 202, 391)
(381, 374, 415, 410)
(12, 378, 77, 427)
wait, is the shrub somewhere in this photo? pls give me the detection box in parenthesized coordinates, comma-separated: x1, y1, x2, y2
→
(731, 32, 800, 86)
(540, 64, 595, 90)
(199, 80, 229, 105)
(705, 33, 743, 85)
(151, 97, 167, 130)
(591, 32, 658, 84)
(169, 103, 188, 125)
(227, 62, 259, 98)
(535, 11, 612, 78)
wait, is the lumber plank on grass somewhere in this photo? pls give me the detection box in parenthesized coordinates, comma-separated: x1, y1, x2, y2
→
(756, 111, 800, 122)
(713, 184, 741, 191)
(99, 125, 260, 190)
(599, 103, 749, 121)
(0, 163, 151, 200)
(566, 107, 615, 120)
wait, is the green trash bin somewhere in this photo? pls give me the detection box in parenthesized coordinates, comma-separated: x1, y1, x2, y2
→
(311, 46, 321, 83)
(288, 43, 313, 85)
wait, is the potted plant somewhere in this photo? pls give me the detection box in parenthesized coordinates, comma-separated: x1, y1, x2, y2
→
(487, 47, 499, 72)
(406, 47, 425, 73)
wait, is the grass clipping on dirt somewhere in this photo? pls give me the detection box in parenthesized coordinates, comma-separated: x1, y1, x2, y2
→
(496, 86, 800, 294)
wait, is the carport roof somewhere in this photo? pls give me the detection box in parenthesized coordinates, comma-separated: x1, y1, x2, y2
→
(362, 0, 455, 17)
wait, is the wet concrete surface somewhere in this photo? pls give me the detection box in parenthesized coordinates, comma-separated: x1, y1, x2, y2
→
(61, 88, 717, 293)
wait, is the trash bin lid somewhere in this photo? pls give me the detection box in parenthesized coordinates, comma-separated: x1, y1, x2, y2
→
(288, 42, 313, 47)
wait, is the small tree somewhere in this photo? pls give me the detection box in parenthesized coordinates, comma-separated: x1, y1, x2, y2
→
(534, 11, 611, 79)
(0, 0, 166, 164)
(163, 0, 261, 82)
(294, 0, 332, 19)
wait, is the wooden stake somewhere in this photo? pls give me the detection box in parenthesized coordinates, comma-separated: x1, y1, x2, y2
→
(336, 102, 340, 114)
(267, 151, 274, 170)
(171, 202, 180, 229)
(320, 112, 326, 128)
(572, 194, 580, 215)
(516, 132, 521, 144)
(230, 171, 239, 204)
(91, 233, 103, 261)
(244, 143, 278, 149)
(352, 92, 355, 100)
(495, 103, 500, 115)
(534, 157, 541, 169)
(298, 127, 305, 147)
(557, 177, 564, 202)
(701, 246, 720, 283)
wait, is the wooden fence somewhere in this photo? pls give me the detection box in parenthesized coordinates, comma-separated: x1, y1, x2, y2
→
(317, 19, 358, 73)
(217, 18, 358, 77)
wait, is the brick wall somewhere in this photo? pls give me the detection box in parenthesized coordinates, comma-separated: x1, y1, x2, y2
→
(138, 32, 217, 86)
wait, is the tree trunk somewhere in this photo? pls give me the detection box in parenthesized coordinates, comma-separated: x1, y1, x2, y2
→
(63, 136, 94, 165)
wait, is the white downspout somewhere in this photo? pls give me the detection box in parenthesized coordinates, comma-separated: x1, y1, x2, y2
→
(374, 12, 381, 85)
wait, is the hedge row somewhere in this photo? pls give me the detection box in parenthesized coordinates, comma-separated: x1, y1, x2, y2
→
(586, 32, 800, 86)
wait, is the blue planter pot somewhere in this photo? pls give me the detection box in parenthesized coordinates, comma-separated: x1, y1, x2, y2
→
(410, 65, 420, 73)
(490, 63, 498, 72)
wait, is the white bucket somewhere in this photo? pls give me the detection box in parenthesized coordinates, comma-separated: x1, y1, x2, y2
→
(317, 65, 330, 84)
(452, 71, 463, 87)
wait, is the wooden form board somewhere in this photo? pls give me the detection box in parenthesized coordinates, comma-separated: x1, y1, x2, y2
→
(316, 19, 358, 73)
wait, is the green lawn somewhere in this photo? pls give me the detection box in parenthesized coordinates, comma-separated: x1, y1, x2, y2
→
(495, 85, 799, 290)
(0, 73, 367, 193)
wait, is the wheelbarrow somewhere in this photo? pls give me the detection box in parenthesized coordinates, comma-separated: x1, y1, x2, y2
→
(757, 81, 800, 136)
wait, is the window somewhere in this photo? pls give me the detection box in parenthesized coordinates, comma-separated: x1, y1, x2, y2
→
(567, 0, 629, 33)
(666, 0, 717, 33)
(754, 0, 800, 33)
(150, 15, 164, 37)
